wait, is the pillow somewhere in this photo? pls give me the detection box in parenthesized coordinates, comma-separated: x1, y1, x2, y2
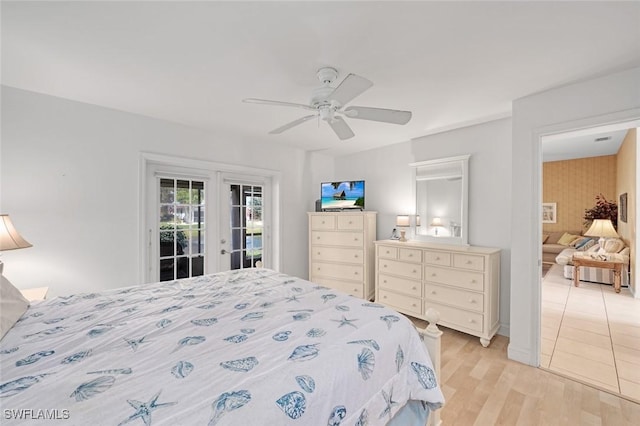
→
(569, 237, 589, 248)
(576, 239, 596, 251)
(585, 244, 600, 253)
(601, 238, 625, 253)
(542, 234, 549, 244)
(0, 275, 30, 340)
(545, 231, 565, 245)
(557, 233, 580, 246)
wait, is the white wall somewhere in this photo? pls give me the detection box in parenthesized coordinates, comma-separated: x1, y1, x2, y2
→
(0, 87, 311, 296)
(332, 118, 513, 334)
(510, 66, 640, 365)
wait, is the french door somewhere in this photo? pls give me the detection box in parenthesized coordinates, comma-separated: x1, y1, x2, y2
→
(144, 160, 274, 283)
(157, 177, 206, 281)
(219, 175, 270, 271)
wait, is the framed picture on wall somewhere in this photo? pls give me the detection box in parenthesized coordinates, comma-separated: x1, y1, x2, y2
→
(620, 193, 627, 223)
(542, 202, 557, 223)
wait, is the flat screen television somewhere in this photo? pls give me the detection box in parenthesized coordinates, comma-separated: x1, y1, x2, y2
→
(321, 180, 365, 210)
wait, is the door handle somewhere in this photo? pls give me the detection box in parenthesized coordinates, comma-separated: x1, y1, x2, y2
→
(220, 249, 229, 255)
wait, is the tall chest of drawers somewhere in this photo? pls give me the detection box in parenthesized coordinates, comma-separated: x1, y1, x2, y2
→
(375, 240, 500, 347)
(308, 212, 377, 300)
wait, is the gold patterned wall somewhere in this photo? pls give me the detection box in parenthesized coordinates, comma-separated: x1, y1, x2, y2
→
(543, 155, 617, 233)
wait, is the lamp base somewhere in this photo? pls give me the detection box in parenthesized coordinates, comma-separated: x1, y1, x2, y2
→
(399, 230, 407, 242)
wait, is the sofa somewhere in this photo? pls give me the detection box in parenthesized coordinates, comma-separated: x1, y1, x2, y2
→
(555, 237, 630, 286)
(542, 230, 585, 264)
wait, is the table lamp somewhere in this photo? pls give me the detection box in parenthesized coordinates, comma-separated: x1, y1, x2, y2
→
(0, 214, 32, 274)
(396, 215, 410, 242)
(430, 217, 443, 236)
(584, 218, 618, 246)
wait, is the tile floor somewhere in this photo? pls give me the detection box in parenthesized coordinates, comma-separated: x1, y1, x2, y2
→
(541, 263, 640, 402)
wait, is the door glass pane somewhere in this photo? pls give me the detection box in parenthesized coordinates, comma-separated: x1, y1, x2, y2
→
(227, 183, 264, 271)
(158, 177, 206, 281)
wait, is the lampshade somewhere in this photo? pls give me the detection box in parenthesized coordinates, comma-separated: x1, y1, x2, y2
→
(396, 215, 410, 227)
(430, 217, 443, 227)
(0, 215, 32, 251)
(584, 219, 618, 238)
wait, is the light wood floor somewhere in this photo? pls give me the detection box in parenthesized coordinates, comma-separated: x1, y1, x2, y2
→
(434, 327, 640, 425)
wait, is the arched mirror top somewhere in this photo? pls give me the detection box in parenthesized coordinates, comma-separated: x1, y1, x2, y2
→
(410, 154, 470, 245)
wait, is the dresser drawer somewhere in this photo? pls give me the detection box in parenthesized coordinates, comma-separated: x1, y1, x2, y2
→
(312, 277, 364, 298)
(312, 247, 364, 264)
(453, 254, 485, 271)
(313, 262, 363, 281)
(378, 289, 421, 315)
(425, 301, 484, 333)
(311, 215, 336, 230)
(312, 231, 363, 247)
(378, 246, 398, 259)
(378, 258, 422, 280)
(337, 215, 363, 230)
(378, 273, 421, 297)
(399, 248, 422, 263)
(423, 250, 451, 267)
(425, 283, 483, 313)
(424, 266, 484, 291)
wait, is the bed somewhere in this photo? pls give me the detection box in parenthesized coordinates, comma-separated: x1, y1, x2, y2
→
(0, 268, 444, 425)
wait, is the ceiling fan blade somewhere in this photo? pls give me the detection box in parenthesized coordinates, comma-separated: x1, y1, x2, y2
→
(343, 106, 412, 125)
(243, 98, 315, 111)
(328, 116, 355, 140)
(328, 74, 373, 106)
(269, 114, 317, 134)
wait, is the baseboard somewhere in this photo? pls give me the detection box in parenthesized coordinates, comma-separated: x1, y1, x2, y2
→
(507, 343, 536, 366)
(497, 324, 510, 337)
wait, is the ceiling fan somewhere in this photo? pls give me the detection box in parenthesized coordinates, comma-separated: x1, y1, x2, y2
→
(243, 67, 412, 140)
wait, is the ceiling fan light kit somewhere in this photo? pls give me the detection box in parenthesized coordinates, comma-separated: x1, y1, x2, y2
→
(243, 67, 412, 140)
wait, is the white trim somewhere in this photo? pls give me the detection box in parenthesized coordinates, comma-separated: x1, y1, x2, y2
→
(512, 108, 640, 368)
(139, 152, 282, 284)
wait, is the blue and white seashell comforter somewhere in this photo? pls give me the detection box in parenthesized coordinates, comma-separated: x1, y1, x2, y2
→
(0, 268, 444, 425)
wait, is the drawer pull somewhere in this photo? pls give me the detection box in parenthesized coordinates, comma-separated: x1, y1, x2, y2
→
(317, 252, 321, 255)
(383, 264, 388, 268)
(412, 286, 417, 290)
(408, 253, 413, 257)
(412, 303, 417, 307)
(354, 272, 358, 275)
(317, 267, 321, 270)
(316, 236, 320, 240)
(431, 273, 436, 277)
(383, 280, 387, 284)
(431, 290, 436, 295)
(348, 221, 352, 224)
(412, 269, 417, 274)
(469, 299, 476, 304)
(386, 250, 390, 254)
(353, 288, 358, 292)
(468, 319, 476, 324)
(354, 238, 359, 241)
(383, 295, 388, 299)
(466, 260, 472, 264)
(435, 256, 440, 260)
(354, 254, 359, 258)
(470, 279, 476, 283)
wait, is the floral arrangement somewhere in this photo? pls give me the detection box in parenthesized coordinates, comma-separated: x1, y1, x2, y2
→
(583, 194, 617, 230)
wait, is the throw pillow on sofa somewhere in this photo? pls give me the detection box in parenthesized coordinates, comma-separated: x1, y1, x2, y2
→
(569, 236, 589, 248)
(557, 233, 580, 246)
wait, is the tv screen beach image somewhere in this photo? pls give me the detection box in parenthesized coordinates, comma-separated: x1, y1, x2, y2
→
(321, 181, 365, 209)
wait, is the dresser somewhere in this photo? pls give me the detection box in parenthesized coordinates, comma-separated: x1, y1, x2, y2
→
(308, 211, 377, 300)
(374, 240, 500, 347)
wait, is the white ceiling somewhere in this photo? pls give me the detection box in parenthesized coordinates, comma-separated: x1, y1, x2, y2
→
(2, 1, 639, 157)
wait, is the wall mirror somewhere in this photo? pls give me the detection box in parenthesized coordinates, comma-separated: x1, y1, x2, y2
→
(410, 154, 470, 245)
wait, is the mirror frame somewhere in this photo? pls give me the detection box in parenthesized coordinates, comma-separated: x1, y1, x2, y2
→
(410, 154, 470, 246)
